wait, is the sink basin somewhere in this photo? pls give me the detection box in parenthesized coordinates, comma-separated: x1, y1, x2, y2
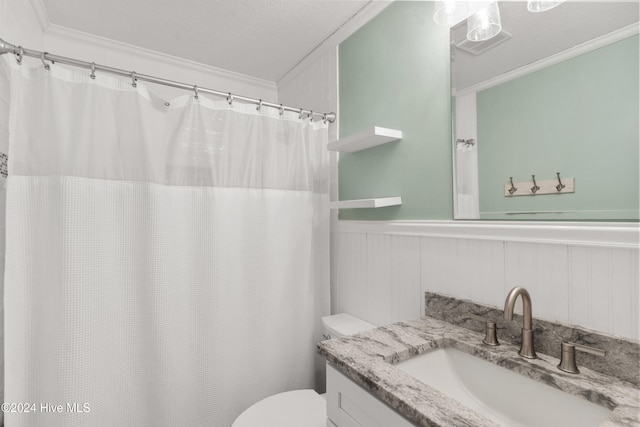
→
(396, 347, 612, 427)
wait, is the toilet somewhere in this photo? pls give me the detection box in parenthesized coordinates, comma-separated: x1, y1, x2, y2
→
(232, 313, 376, 427)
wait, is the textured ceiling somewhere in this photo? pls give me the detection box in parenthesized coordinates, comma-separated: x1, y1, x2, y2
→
(452, 1, 639, 90)
(41, 0, 369, 82)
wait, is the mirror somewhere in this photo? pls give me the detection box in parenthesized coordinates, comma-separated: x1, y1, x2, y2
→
(451, 1, 639, 220)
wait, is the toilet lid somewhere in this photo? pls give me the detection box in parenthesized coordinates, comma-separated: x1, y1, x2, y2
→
(232, 389, 326, 427)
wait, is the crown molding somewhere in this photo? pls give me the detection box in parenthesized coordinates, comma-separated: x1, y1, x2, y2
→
(27, 0, 50, 32)
(277, 0, 392, 90)
(43, 23, 277, 94)
(455, 23, 639, 96)
(336, 220, 640, 249)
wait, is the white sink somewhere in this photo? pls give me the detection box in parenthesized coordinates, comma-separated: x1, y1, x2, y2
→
(396, 347, 612, 427)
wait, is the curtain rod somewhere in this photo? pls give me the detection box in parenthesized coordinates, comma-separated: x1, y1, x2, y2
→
(0, 38, 336, 123)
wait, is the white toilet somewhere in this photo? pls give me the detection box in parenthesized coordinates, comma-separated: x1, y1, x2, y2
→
(232, 313, 376, 427)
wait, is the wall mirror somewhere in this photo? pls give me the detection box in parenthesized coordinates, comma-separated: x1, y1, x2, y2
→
(451, 1, 639, 220)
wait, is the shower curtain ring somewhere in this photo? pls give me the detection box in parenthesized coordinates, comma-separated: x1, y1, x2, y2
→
(309, 111, 314, 122)
(131, 71, 137, 88)
(298, 108, 303, 119)
(256, 99, 262, 111)
(90, 62, 96, 79)
(41, 52, 50, 70)
(14, 46, 23, 65)
(227, 92, 233, 106)
(279, 104, 284, 116)
(323, 113, 328, 124)
(193, 85, 199, 100)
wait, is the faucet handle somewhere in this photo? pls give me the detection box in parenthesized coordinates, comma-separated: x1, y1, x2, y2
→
(482, 321, 500, 346)
(557, 341, 606, 374)
(467, 315, 501, 346)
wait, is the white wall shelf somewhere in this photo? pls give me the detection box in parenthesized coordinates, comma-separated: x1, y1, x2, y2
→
(330, 197, 402, 210)
(327, 127, 402, 153)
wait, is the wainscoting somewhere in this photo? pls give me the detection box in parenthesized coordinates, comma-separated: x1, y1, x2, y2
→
(332, 221, 639, 341)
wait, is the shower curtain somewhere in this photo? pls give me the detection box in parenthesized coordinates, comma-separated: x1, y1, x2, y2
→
(0, 55, 329, 427)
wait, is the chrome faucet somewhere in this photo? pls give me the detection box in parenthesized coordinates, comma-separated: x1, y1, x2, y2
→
(503, 287, 537, 359)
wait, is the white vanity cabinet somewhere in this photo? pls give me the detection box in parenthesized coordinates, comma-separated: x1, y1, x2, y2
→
(326, 364, 415, 427)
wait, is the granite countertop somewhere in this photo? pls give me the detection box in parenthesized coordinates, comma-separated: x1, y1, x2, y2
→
(318, 317, 640, 427)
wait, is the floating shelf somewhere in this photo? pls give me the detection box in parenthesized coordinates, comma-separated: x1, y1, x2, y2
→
(327, 126, 402, 153)
(330, 197, 402, 209)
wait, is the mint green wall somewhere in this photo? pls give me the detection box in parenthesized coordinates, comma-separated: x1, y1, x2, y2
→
(338, 1, 452, 220)
(477, 35, 639, 220)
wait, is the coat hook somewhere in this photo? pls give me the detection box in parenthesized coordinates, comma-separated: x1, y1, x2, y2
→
(193, 85, 199, 100)
(14, 46, 23, 65)
(41, 52, 50, 70)
(508, 177, 518, 195)
(256, 99, 262, 111)
(555, 172, 566, 192)
(530, 175, 540, 194)
(90, 62, 96, 79)
(131, 71, 137, 88)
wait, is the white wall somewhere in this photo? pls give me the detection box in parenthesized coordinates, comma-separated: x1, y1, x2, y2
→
(4, 0, 276, 103)
(274, 1, 639, 344)
(334, 222, 639, 341)
(41, 25, 277, 102)
(1, 0, 44, 50)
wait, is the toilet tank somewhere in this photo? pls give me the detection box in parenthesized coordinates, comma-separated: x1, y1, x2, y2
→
(321, 313, 376, 339)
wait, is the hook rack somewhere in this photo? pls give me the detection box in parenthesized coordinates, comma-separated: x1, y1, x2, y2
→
(504, 173, 575, 197)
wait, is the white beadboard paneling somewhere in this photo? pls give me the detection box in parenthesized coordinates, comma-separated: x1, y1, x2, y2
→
(421, 237, 459, 297)
(336, 232, 368, 321)
(365, 234, 421, 326)
(475, 239, 506, 309)
(336, 233, 421, 326)
(366, 233, 391, 325)
(609, 248, 639, 340)
(335, 221, 638, 340)
(569, 246, 591, 329)
(421, 237, 506, 310)
(389, 235, 421, 323)
(504, 242, 569, 323)
(568, 246, 640, 338)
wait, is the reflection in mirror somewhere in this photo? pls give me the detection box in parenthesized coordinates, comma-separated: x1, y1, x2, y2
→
(451, 1, 639, 220)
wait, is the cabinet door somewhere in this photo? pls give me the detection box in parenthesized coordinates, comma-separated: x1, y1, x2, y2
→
(326, 364, 416, 427)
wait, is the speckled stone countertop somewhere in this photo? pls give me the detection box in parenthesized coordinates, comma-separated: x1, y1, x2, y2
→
(318, 317, 640, 427)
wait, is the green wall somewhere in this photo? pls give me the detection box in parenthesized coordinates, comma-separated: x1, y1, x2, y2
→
(338, 1, 452, 220)
(477, 35, 639, 220)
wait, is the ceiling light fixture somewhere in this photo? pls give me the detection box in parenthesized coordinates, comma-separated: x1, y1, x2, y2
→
(527, 1, 565, 13)
(433, 0, 470, 26)
(466, 1, 502, 42)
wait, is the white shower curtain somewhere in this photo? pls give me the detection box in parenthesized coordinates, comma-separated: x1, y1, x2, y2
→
(1, 56, 329, 427)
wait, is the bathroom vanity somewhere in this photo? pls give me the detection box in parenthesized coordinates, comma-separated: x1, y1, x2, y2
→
(319, 314, 640, 427)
